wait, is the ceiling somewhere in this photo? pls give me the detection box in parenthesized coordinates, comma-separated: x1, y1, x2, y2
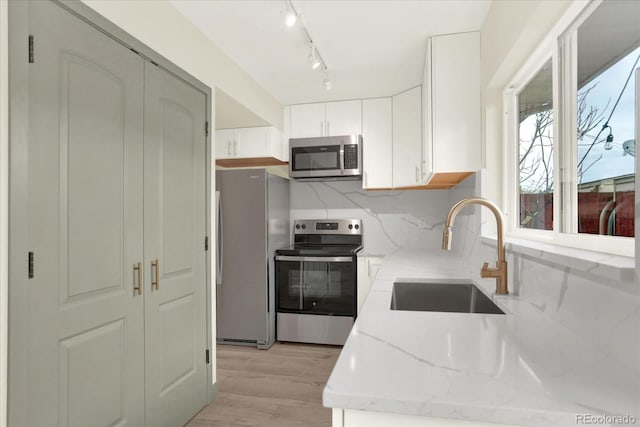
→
(170, 0, 492, 111)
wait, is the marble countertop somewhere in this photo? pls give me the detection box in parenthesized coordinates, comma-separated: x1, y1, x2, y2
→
(323, 249, 639, 426)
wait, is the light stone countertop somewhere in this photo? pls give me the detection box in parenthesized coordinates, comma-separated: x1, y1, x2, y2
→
(323, 248, 639, 427)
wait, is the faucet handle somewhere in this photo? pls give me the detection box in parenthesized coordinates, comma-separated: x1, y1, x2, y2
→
(481, 262, 489, 271)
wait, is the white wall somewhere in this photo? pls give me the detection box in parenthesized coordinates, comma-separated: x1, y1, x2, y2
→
(81, 0, 283, 130)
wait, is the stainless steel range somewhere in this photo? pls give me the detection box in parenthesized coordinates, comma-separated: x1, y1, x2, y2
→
(275, 219, 362, 345)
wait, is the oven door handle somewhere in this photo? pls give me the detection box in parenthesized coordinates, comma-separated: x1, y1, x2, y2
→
(275, 255, 353, 263)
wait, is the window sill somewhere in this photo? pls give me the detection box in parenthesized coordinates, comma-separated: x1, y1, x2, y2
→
(481, 235, 635, 283)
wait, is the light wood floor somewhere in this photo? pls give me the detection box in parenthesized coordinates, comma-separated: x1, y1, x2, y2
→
(186, 342, 342, 427)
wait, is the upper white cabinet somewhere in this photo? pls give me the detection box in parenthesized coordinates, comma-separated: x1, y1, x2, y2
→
(215, 126, 285, 161)
(362, 98, 393, 189)
(422, 31, 480, 184)
(290, 100, 362, 138)
(392, 86, 423, 187)
(282, 105, 291, 162)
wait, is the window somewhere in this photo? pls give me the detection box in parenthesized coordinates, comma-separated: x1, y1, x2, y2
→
(507, 0, 639, 256)
(518, 60, 553, 231)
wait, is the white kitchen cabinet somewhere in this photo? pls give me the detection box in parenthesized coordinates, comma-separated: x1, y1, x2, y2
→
(333, 409, 518, 427)
(290, 103, 326, 138)
(282, 105, 291, 161)
(392, 86, 423, 187)
(215, 128, 234, 158)
(356, 256, 384, 314)
(290, 100, 362, 138)
(215, 126, 285, 161)
(422, 31, 480, 185)
(362, 98, 393, 189)
(325, 100, 362, 136)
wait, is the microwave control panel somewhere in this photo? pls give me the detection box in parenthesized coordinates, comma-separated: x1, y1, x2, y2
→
(344, 144, 359, 169)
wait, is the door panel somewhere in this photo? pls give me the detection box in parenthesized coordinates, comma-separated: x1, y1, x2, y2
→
(64, 54, 125, 299)
(144, 62, 207, 427)
(59, 319, 126, 427)
(160, 101, 195, 275)
(28, 2, 145, 426)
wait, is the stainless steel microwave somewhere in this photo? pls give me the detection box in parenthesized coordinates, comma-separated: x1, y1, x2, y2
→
(289, 135, 363, 180)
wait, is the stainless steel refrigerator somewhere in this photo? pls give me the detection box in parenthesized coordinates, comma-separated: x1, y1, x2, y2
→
(215, 169, 290, 349)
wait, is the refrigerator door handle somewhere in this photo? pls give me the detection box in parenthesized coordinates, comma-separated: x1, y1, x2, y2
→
(216, 191, 223, 285)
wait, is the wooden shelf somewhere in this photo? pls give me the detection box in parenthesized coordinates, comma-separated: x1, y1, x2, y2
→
(215, 157, 288, 168)
(365, 171, 474, 191)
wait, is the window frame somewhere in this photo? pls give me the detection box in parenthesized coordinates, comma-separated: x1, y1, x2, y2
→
(503, 0, 635, 257)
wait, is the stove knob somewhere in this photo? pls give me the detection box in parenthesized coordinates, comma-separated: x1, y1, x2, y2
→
(301, 224, 307, 229)
(295, 224, 301, 230)
(348, 224, 353, 230)
(355, 224, 360, 230)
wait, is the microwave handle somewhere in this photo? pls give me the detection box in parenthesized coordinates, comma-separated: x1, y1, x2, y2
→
(340, 146, 345, 175)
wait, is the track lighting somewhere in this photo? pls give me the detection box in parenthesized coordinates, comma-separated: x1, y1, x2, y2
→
(283, 1, 329, 89)
(308, 46, 321, 70)
(283, 1, 297, 27)
(323, 74, 332, 91)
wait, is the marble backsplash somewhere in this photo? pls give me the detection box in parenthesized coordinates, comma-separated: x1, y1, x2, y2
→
(289, 178, 475, 255)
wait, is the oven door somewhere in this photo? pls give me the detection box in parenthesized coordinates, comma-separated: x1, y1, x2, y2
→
(275, 256, 356, 316)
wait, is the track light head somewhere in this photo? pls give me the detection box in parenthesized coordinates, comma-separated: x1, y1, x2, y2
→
(284, 10, 297, 27)
(323, 77, 332, 91)
(308, 46, 321, 70)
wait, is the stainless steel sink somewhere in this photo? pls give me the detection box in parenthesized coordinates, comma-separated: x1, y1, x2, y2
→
(390, 281, 505, 314)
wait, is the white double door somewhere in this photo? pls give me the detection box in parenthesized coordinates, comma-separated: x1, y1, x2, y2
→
(25, 1, 207, 426)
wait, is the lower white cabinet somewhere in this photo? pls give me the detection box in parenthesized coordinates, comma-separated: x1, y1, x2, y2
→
(356, 256, 384, 313)
(215, 126, 285, 160)
(333, 409, 520, 427)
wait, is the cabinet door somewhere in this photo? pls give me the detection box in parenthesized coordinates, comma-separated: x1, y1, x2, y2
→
(144, 62, 208, 427)
(282, 105, 291, 161)
(392, 86, 423, 187)
(325, 99, 362, 136)
(291, 103, 326, 138)
(362, 98, 392, 189)
(24, 2, 145, 426)
(215, 128, 234, 158)
(430, 32, 480, 173)
(234, 126, 268, 157)
(356, 256, 384, 313)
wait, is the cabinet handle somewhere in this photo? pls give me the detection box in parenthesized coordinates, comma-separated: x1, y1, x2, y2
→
(415, 166, 420, 184)
(363, 171, 368, 188)
(151, 259, 159, 290)
(133, 262, 142, 295)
